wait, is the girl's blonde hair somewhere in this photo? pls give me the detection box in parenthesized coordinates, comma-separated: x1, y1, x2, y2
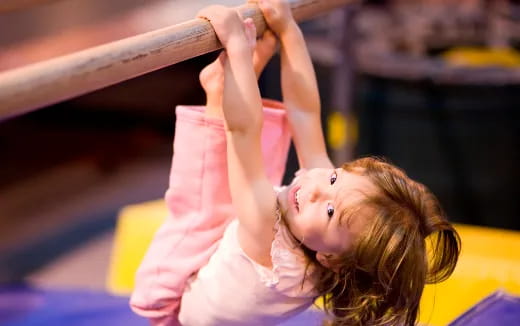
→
(305, 157, 460, 326)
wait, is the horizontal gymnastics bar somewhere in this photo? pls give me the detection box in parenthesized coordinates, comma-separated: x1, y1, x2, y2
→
(0, 0, 355, 119)
(0, 0, 56, 13)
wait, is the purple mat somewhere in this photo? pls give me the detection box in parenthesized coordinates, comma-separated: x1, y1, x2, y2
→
(0, 285, 147, 326)
(449, 291, 520, 326)
(4, 285, 517, 325)
(0, 284, 324, 325)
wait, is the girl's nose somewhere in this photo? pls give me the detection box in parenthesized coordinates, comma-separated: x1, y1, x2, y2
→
(309, 184, 323, 202)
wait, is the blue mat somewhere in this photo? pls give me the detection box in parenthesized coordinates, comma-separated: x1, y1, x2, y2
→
(449, 291, 520, 326)
(2, 285, 518, 325)
(0, 285, 146, 326)
(0, 285, 323, 326)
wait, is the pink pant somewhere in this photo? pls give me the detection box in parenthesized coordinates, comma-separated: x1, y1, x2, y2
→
(130, 100, 291, 325)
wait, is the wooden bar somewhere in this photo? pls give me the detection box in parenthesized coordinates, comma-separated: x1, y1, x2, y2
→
(0, 0, 57, 13)
(0, 0, 354, 119)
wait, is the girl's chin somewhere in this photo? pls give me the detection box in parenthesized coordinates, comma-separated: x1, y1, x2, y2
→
(277, 191, 288, 211)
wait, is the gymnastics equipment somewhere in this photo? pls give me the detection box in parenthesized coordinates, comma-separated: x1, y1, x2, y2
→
(0, 0, 355, 119)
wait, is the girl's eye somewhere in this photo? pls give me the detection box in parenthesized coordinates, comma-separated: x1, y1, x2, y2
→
(327, 203, 335, 218)
(330, 171, 337, 185)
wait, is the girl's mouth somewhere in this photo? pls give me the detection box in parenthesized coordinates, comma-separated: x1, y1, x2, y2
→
(293, 186, 301, 212)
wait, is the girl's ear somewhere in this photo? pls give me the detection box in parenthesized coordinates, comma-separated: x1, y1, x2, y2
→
(316, 252, 340, 272)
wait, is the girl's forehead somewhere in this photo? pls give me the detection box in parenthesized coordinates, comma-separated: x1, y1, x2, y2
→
(336, 168, 375, 194)
(333, 169, 377, 227)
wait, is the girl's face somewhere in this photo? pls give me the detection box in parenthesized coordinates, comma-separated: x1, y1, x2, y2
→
(278, 168, 374, 255)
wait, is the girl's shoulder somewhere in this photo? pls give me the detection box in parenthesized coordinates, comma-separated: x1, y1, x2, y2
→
(229, 189, 317, 297)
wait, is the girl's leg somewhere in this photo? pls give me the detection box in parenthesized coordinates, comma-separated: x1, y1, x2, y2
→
(131, 106, 227, 324)
(130, 102, 291, 323)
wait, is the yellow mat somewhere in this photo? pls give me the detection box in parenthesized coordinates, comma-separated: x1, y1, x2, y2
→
(107, 200, 167, 296)
(419, 224, 520, 325)
(108, 199, 520, 325)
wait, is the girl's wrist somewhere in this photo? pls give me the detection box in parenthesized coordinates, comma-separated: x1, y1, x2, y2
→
(278, 21, 301, 43)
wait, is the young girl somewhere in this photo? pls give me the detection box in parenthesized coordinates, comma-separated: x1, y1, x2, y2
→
(130, 7, 293, 326)
(131, 1, 461, 325)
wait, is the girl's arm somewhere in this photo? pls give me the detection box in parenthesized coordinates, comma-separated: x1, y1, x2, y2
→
(259, 0, 333, 170)
(199, 7, 278, 267)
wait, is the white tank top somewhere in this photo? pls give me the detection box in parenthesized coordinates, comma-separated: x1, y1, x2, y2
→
(178, 214, 318, 326)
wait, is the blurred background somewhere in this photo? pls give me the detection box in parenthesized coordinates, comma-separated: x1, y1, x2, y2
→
(0, 0, 519, 324)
